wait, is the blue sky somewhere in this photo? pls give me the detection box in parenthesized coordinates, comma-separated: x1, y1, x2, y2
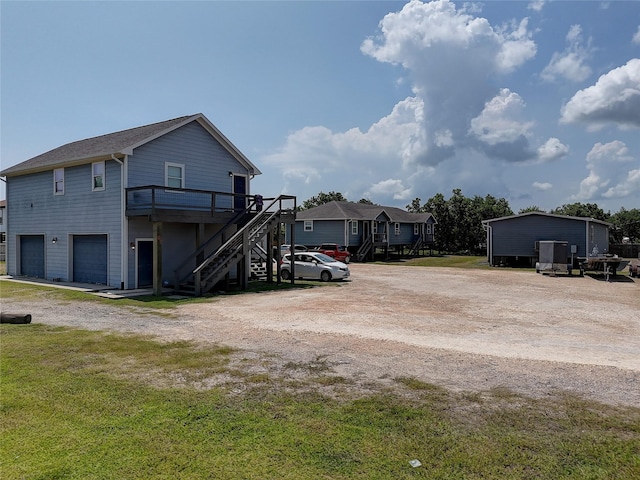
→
(2, 0, 639, 214)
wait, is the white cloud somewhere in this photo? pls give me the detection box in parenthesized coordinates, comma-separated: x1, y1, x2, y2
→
(560, 58, 640, 130)
(633, 25, 640, 44)
(469, 88, 534, 146)
(573, 140, 639, 201)
(263, 1, 608, 208)
(537, 138, 570, 163)
(469, 89, 569, 163)
(360, 0, 536, 167)
(366, 179, 412, 200)
(541, 25, 592, 82)
(532, 181, 552, 191)
(527, 0, 545, 12)
(261, 96, 425, 201)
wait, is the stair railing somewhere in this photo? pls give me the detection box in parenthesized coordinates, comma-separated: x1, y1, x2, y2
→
(191, 195, 295, 295)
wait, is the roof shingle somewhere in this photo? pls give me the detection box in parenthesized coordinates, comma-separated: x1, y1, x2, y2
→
(0, 114, 223, 176)
(296, 201, 435, 223)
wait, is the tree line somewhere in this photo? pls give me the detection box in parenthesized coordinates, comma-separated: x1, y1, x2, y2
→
(300, 190, 640, 254)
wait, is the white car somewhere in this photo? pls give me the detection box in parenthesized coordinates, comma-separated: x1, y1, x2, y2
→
(280, 252, 350, 282)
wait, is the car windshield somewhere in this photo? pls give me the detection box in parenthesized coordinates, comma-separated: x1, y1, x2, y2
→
(313, 253, 337, 263)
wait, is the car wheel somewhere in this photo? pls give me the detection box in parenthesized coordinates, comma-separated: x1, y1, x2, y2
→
(281, 269, 291, 280)
(344, 256, 350, 264)
(320, 270, 331, 282)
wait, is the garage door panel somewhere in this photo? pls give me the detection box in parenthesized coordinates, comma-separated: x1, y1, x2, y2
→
(73, 235, 107, 284)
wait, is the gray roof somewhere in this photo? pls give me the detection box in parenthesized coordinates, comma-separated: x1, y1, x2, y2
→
(1, 113, 261, 177)
(296, 201, 436, 224)
(482, 211, 611, 227)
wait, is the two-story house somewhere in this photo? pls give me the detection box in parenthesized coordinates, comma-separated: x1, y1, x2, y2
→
(1, 113, 295, 295)
(291, 201, 437, 261)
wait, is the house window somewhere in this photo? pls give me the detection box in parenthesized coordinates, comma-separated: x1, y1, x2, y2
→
(394, 223, 400, 235)
(304, 220, 313, 232)
(0, 209, 4, 226)
(372, 222, 378, 234)
(426, 224, 433, 235)
(92, 161, 105, 191)
(351, 221, 358, 235)
(53, 168, 64, 195)
(414, 224, 419, 235)
(165, 162, 185, 189)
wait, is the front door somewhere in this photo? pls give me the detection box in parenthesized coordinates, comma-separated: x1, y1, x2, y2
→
(233, 175, 247, 212)
(137, 240, 153, 288)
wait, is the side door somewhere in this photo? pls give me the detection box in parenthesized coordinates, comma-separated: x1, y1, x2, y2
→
(295, 254, 314, 278)
(233, 174, 247, 212)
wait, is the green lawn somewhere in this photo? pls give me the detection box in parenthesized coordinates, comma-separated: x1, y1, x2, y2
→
(2, 323, 638, 479)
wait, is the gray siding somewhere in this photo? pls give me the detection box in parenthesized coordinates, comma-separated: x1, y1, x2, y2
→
(128, 122, 249, 204)
(346, 221, 362, 247)
(489, 215, 607, 259)
(390, 223, 416, 245)
(291, 220, 347, 247)
(6, 160, 122, 286)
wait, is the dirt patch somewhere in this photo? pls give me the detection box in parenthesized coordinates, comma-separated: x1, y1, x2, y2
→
(3, 265, 639, 406)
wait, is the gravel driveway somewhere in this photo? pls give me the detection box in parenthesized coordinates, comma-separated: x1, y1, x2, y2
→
(3, 264, 639, 407)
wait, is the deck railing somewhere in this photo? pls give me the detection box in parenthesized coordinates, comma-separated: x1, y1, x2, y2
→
(126, 185, 254, 215)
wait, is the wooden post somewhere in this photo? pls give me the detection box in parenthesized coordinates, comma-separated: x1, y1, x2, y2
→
(153, 222, 163, 296)
(196, 223, 205, 266)
(266, 231, 273, 284)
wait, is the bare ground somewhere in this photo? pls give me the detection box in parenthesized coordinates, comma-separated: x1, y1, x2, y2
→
(2, 264, 639, 407)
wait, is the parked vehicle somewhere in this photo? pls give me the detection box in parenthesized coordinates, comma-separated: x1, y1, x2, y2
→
(276, 244, 308, 257)
(315, 243, 351, 263)
(280, 252, 350, 282)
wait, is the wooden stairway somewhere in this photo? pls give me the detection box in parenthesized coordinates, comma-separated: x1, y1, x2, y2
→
(173, 195, 294, 296)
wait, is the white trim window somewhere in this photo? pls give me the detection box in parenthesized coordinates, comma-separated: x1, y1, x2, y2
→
(373, 222, 378, 234)
(394, 222, 400, 235)
(92, 161, 105, 191)
(165, 162, 185, 189)
(426, 223, 433, 235)
(53, 168, 64, 195)
(304, 220, 313, 232)
(414, 223, 420, 235)
(351, 221, 358, 235)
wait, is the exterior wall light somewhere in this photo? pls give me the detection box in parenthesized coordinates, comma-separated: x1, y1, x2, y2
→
(51, 237, 58, 244)
(130, 242, 136, 250)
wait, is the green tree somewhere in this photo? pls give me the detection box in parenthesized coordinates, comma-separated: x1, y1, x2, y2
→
(467, 194, 513, 253)
(518, 205, 545, 214)
(424, 193, 453, 252)
(609, 207, 640, 243)
(550, 202, 609, 221)
(406, 197, 423, 213)
(300, 191, 347, 210)
(419, 190, 512, 253)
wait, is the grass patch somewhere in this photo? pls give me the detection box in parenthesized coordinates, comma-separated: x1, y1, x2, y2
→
(2, 324, 639, 479)
(393, 255, 490, 268)
(0, 277, 323, 309)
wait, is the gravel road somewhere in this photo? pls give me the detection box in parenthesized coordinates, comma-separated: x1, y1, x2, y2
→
(3, 264, 639, 407)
